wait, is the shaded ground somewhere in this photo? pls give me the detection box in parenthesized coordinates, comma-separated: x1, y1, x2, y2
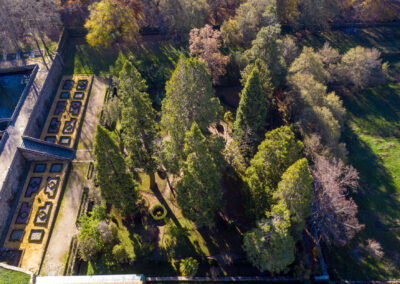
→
(62, 36, 184, 91)
(40, 77, 107, 276)
(298, 25, 400, 54)
(301, 25, 400, 280)
(324, 81, 400, 280)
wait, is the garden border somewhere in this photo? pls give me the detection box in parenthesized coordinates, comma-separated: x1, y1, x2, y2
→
(0, 262, 34, 284)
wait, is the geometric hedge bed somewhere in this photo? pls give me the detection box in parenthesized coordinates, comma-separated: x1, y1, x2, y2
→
(3, 75, 93, 273)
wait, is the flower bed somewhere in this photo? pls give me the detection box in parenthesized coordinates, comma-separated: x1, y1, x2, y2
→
(150, 204, 167, 221)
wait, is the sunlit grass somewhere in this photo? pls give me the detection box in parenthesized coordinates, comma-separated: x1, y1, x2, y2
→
(325, 83, 400, 280)
(0, 267, 30, 284)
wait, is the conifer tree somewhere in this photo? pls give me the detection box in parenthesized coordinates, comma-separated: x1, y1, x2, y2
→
(243, 203, 295, 273)
(276, 158, 314, 238)
(94, 125, 140, 215)
(245, 126, 303, 220)
(233, 67, 268, 160)
(176, 123, 222, 227)
(118, 61, 148, 104)
(240, 59, 274, 100)
(119, 62, 160, 189)
(161, 57, 222, 174)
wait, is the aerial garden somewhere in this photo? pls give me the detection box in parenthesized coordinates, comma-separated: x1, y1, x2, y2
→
(67, 0, 400, 281)
(1, 0, 399, 281)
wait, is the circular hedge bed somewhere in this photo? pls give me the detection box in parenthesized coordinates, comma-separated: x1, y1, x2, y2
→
(150, 204, 167, 221)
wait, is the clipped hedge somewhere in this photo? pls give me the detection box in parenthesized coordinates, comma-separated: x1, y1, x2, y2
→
(150, 204, 167, 221)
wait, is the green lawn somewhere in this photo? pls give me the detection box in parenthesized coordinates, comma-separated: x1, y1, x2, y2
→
(303, 26, 400, 279)
(0, 267, 30, 284)
(62, 39, 119, 75)
(299, 26, 400, 54)
(62, 37, 185, 91)
(323, 83, 400, 280)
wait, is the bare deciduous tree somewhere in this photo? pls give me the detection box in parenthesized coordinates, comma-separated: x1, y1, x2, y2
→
(364, 239, 384, 260)
(0, 0, 61, 67)
(311, 155, 364, 246)
(189, 24, 229, 85)
(337, 46, 384, 89)
(282, 35, 299, 67)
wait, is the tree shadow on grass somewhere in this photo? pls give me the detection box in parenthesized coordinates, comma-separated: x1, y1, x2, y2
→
(325, 125, 400, 280)
(149, 183, 204, 260)
(341, 84, 400, 138)
(62, 38, 119, 76)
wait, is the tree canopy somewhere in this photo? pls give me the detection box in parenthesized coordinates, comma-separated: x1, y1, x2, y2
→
(85, 0, 141, 48)
(119, 62, 159, 183)
(159, 0, 209, 40)
(176, 123, 222, 227)
(189, 24, 229, 85)
(245, 126, 303, 219)
(233, 67, 268, 160)
(243, 203, 295, 273)
(221, 0, 278, 48)
(94, 125, 140, 215)
(161, 56, 222, 174)
(276, 158, 314, 238)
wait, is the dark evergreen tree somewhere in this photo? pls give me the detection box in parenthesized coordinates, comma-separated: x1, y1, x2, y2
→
(119, 61, 160, 189)
(161, 56, 222, 174)
(94, 125, 140, 215)
(245, 126, 303, 220)
(233, 67, 268, 160)
(176, 123, 222, 227)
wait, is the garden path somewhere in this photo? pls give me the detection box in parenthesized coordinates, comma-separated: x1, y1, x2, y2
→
(40, 77, 107, 276)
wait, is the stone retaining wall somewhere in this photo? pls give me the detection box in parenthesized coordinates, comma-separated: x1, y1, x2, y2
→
(0, 54, 63, 246)
(0, 151, 29, 246)
(23, 54, 63, 139)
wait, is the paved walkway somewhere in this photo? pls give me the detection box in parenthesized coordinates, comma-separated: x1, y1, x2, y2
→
(40, 77, 107, 276)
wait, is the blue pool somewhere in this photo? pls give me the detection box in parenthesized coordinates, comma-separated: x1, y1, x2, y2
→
(0, 71, 31, 120)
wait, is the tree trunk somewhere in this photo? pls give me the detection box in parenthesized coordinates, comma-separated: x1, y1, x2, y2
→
(166, 174, 175, 197)
(33, 35, 49, 70)
(149, 171, 156, 190)
(40, 34, 53, 62)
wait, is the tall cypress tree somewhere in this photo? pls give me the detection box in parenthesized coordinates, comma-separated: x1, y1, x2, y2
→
(233, 67, 268, 160)
(245, 126, 303, 220)
(176, 123, 222, 227)
(161, 56, 222, 174)
(119, 61, 160, 189)
(118, 61, 148, 104)
(94, 125, 140, 215)
(276, 158, 314, 239)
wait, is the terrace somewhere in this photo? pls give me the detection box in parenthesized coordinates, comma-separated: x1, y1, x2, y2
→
(3, 161, 68, 273)
(1, 73, 94, 273)
(40, 75, 93, 148)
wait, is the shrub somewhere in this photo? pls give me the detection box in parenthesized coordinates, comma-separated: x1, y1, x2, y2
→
(150, 204, 167, 221)
(179, 257, 199, 276)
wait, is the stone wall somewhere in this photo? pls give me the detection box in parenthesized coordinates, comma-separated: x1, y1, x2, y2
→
(23, 54, 63, 139)
(0, 151, 28, 246)
(0, 55, 63, 245)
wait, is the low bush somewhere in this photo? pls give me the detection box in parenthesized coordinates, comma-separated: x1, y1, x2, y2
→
(150, 204, 167, 221)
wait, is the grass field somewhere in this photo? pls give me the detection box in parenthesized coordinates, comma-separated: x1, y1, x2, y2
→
(303, 24, 400, 280)
(299, 25, 400, 55)
(323, 81, 400, 280)
(0, 267, 30, 284)
(62, 37, 184, 91)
